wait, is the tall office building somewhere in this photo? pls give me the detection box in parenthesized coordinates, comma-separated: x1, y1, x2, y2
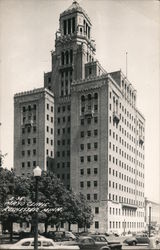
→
(14, 88, 54, 176)
(14, 1, 145, 233)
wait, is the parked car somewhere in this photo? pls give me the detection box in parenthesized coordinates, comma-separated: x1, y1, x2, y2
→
(77, 236, 110, 250)
(90, 235, 122, 250)
(43, 231, 77, 241)
(0, 237, 80, 249)
(124, 233, 150, 246)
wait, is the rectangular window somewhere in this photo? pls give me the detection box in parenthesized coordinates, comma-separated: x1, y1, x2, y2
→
(80, 182, 84, 188)
(95, 221, 99, 229)
(80, 144, 84, 150)
(94, 168, 98, 174)
(27, 162, 30, 167)
(94, 117, 98, 123)
(22, 162, 25, 168)
(94, 181, 98, 187)
(80, 169, 84, 175)
(33, 161, 36, 167)
(87, 168, 91, 175)
(87, 194, 90, 200)
(87, 130, 91, 137)
(27, 126, 31, 133)
(81, 131, 84, 137)
(94, 129, 98, 136)
(95, 207, 99, 214)
(87, 181, 91, 188)
(33, 138, 36, 144)
(87, 156, 91, 162)
(81, 119, 84, 125)
(94, 155, 98, 161)
(87, 143, 91, 150)
(33, 126, 36, 132)
(94, 194, 98, 200)
(80, 156, 84, 163)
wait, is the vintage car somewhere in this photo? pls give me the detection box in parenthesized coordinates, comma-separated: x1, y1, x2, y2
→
(77, 236, 110, 250)
(0, 237, 80, 250)
(90, 235, 122, 250)
(123, 233, 150, 246)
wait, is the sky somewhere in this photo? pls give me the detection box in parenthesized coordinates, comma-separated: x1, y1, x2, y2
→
(0, 0, 159, 203)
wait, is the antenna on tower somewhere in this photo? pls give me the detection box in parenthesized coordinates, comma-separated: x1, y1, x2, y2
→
(126, 51, 128, 78)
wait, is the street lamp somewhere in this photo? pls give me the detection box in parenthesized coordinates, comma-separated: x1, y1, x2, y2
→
(33, 166, 42, 250)
(148, 203, 152, 237)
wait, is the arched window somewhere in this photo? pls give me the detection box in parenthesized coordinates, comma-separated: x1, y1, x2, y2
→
(88, 94, 92, 100)
(94, 93, 98, 99)
(81, 95, 85, 102)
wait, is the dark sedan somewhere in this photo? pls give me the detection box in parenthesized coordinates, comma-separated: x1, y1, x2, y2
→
(124, 233, 150, 246)
(90, 235, 122, 250)
(77, 236, 110, 250)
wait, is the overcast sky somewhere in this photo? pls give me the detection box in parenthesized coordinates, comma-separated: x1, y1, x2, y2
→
(0, 0, 159, 203)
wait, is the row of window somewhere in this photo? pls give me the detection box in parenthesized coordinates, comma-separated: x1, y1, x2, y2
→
(57, 139, 70, 146)
(46, 114, 53, 123)
(22, 138, 36, 145)
(80, 180, 98, 188)
(57, 162, 70, 168)
(109, 159, 144, 177)
(108, 193, 144, 207)
(57, 116, 70, 124)
(22, 161, 36, 168)
(46, 126, 53, 134)
(22, 126, 37, 134)
(109, 169, 144, 188)
(46, 150, 53, 157)
(80, 168, 98, 175)
(109, 154, 144, 173)
(80, 155, 98, 163)
(109, 128, 145, 151)
(46, 103, 53, 112)
(22, 104, 36, 112)
(81, 117, 98, 125)
(109, 160, 145, 183)
(22, 149, 36, 157)
(57, 127, 70, 135)
(57, 105, 70, 113)
(110, 93, 138, 121)
(80, 129, 98, 137)
(57, 151, 70, 157)
(46, 138, 53, 145)
(109, 181, 144, 197)
(80, 142, 98, 150)
(109, 221, 144, 230)
(109, 141, 144, 160)
(109, 208, 144, 217)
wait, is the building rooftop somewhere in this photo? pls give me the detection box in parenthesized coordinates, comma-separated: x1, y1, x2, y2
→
(60, 0, 91, 24)
(14, 87, 54, 98)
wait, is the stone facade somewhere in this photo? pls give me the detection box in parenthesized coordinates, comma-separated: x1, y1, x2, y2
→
(14, 1, 145, 234)
(14, 88, 54, 176)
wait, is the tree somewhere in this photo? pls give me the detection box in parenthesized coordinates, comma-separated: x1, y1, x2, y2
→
(0, 168, 93, 239)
